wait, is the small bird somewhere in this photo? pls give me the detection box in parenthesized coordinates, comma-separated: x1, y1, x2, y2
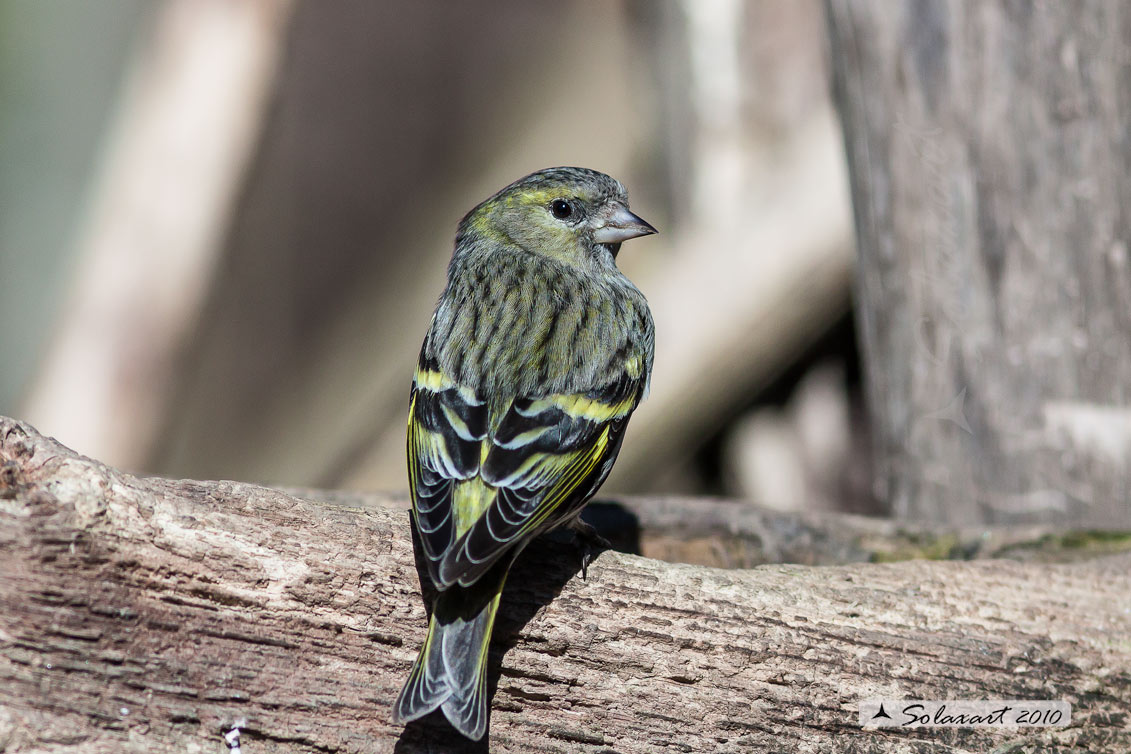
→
(391, 167, 656, 740)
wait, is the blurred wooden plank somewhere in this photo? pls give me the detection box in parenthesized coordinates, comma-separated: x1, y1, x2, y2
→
(608, 111, 854, 492)
(21, 0, 293, 471)
(826, 0, 1131, 526)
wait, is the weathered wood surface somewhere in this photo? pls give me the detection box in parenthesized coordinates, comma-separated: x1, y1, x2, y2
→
(826, 0, 1131, 527)
(324, 489, 1131, 570)
(615, 493, 1131, 569)
(2, 416, 1129, 753)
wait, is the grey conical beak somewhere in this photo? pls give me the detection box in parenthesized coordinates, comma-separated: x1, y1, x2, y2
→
(592, 204, 658, 244)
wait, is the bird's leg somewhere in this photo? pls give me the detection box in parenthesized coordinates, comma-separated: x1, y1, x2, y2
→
(567, 517, 610, 580)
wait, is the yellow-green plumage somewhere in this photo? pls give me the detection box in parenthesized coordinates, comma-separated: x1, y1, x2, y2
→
(391, 167, 656, 740)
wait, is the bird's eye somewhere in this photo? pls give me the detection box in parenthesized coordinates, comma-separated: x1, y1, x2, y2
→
(550, 199, 573, 220)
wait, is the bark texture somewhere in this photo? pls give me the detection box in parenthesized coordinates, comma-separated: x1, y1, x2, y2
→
(1, 416, 1129, 753)
(826, 0, 1131, 527)
(326, 490, 1131, 570)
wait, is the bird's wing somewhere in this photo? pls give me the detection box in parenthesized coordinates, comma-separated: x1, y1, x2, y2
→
(441, 373, 641, 588)
(407, 357, 490, 587)
(408, 357, 643, 590)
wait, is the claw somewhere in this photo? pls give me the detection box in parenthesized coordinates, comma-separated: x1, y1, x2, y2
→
(569, 518, 610, 580)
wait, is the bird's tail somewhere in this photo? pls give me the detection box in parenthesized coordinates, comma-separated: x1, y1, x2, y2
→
(391, 570, 506, 740)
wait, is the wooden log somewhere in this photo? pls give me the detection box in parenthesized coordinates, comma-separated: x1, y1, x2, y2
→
(825, 0, 1131, 526)
(319, 490, 1131, 570)
(599, 494, 1131, 569)
(1, 416, 1128, 753)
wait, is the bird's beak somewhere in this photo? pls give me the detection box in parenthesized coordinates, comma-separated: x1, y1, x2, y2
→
(592, 204, 658, 244)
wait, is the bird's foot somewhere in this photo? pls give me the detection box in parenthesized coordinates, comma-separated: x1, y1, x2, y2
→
(568, 518, 610, 580)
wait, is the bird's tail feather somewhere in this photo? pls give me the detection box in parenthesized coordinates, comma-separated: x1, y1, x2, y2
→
(391, 574, 506, 741)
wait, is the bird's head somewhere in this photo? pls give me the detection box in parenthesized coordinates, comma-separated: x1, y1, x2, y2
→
(457, 167, 656, 268)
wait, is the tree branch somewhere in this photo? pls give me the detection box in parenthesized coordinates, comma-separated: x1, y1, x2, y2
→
(1, 416, 1128, 753)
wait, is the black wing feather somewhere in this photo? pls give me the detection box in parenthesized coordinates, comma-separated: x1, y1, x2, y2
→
(410, 349, 643, 590)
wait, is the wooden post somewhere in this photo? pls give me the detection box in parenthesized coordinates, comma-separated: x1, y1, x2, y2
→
(826, 0, 1131, 525)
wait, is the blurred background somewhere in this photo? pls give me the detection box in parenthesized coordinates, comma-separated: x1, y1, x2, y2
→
(1, 0, 871, 515)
